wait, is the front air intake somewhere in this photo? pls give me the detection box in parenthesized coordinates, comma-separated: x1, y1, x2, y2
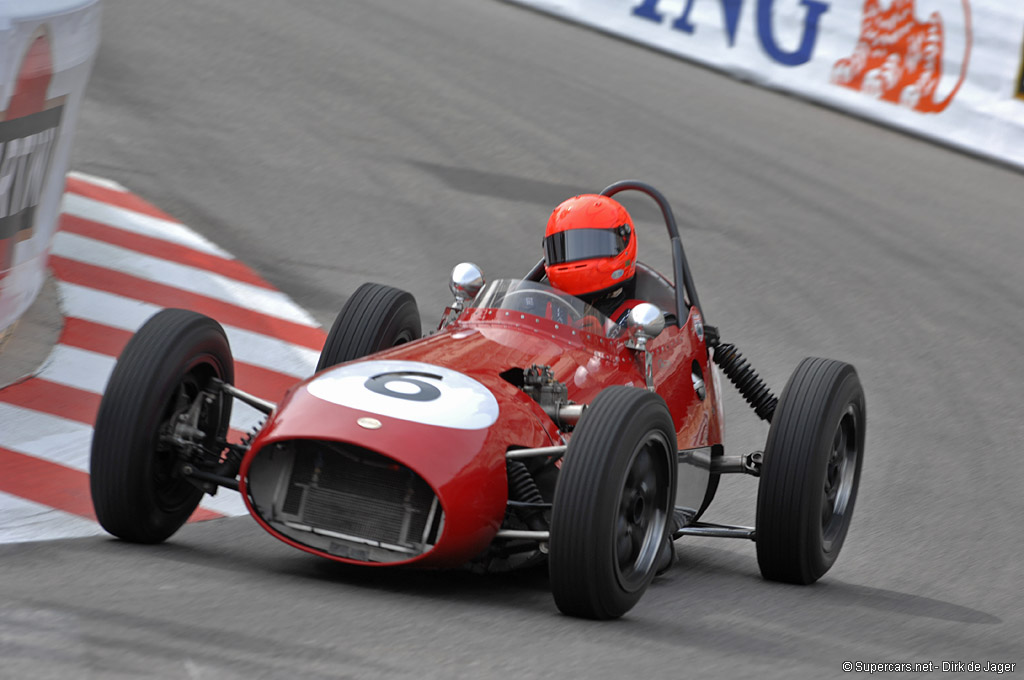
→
(246, 439, 444, 563)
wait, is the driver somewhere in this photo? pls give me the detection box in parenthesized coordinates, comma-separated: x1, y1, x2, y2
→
(543, 194, 642, 325)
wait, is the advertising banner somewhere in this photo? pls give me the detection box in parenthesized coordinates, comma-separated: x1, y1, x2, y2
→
(0, 0, 101, 333)
(507, 0, 1024, 169)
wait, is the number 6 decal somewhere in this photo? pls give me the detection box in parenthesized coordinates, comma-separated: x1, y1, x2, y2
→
(364, 372, 442, 402)
(308, 360, 499, 430)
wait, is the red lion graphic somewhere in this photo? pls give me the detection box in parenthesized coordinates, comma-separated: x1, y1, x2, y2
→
(831, 0, 971, 113)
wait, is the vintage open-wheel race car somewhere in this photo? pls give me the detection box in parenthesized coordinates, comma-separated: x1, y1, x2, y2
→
(89, 181, 866, 619)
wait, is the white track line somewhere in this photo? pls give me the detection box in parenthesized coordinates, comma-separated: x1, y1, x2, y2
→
(57, 281, 159, 330)
(56, 283, 319, 378)
(66, 171, 129, 193)
(35, 345, 117, 395)
(30, 348, 268, 434)
(60, 193, 232, 257)
(0, 402, 250, 526)
(0, 402, 259, 474)
(0, 493, 108, 544)
(0, 403, 94, 471)
(51, 233, 318, 327)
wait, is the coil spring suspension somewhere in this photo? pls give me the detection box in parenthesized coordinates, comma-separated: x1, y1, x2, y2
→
(238, 418, 265, 449)
(507, 460, 543, 505)
(713, 343, 778, 422)
(506, 460, 546, 531)
(221, 418, 266, 467)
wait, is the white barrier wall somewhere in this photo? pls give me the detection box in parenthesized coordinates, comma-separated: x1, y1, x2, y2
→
(0, 0, 101, 334)
(508, 0, 1024, 169)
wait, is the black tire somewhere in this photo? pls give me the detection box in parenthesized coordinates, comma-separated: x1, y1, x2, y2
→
(316, 283, 421, 372)
(549, 386, 678, 619)
(755, 357, 865, 584)
(90, 309, 234, 543)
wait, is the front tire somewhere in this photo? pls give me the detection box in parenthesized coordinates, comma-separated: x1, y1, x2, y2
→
(755, 357, 865, 584)
(90, 309, 234, 543)
(549, 386, 678, 619)
(316, 283, 421, 372)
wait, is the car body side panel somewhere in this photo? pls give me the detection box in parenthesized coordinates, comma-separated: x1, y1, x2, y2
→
(369, 305, 724, 524)
(373, 308, 723, 448)
(649, 307, 724, 449)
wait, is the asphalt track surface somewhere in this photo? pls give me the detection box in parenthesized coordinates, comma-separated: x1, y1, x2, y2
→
(3, 1, 1022, 677)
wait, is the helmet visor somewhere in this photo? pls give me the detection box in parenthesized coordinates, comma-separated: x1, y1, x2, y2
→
(544, 227, 628, 265)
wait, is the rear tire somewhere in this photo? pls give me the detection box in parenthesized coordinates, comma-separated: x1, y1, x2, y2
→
(755, 357, 865, 584)
(90, 309, 234, 543)
(549, 386, 677, 619)
(316, 283, 421, 372)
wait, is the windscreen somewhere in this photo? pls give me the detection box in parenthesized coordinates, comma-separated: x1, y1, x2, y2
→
(468, 279, 619, 337)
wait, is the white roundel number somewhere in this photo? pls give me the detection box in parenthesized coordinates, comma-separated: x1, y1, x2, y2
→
(363, 372, 442, 402)
(306, 360, 499, 430)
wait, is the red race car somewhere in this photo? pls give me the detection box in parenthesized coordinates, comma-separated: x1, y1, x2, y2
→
(90, 181, 866, 620)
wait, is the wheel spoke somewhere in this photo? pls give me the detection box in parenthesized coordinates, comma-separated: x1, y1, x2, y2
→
(824, 461, 838, 495)
(614, 520, 638, 569)
(821, 498, 833, 527)
(825, 471, 838, 500)
(629, 524, 644, 564)
(823, 416, 856, 533)
(617, 444, 666, 578)
(619, 490, 633, 516)
(627, 448, 655, 492)
(832, 426, 845, 460)
(617, 520, 636, 568)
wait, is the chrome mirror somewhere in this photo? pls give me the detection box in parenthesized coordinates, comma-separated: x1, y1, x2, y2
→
(625, 303, 664, 391)
(627, 303, 665, 339)
(449, 262, 485, 300)
(440, 262, 485, 330)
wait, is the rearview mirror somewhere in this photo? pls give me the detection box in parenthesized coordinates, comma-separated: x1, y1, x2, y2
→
(627, 303, 665, 339)
(449, 262, 485, 300)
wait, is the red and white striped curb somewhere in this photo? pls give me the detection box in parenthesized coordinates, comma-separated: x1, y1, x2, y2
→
(0, 172, 326, 544)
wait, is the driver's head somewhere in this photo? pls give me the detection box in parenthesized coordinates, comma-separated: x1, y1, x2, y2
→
(543, 194, 637, 299)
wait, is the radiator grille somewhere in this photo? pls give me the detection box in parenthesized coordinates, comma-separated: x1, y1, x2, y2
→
(247, 439, 442, 563)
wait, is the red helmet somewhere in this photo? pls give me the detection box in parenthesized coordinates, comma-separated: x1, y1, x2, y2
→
(543, 194, 637, 297)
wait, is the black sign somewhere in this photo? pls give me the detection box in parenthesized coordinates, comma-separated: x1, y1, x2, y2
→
(0, 105, 63, 267)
